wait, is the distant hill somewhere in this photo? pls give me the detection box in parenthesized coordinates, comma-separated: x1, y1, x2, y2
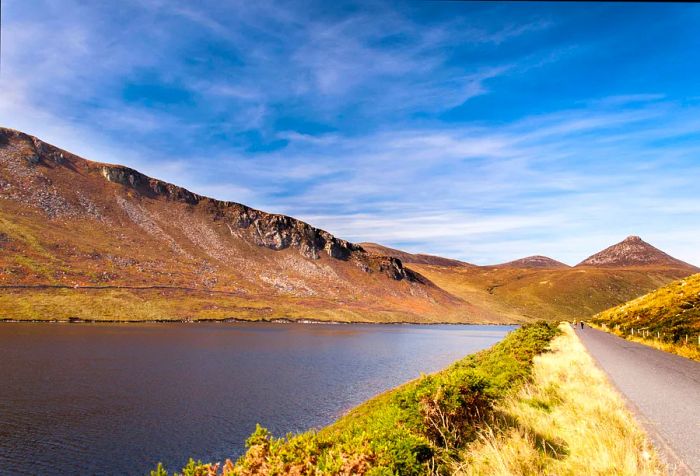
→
(577, 235, 697, 269)
(0, 127, 464, 323)
(409, 264, 694, 321)
(492, 255, 570, 269)
(372, 238, 696, 321)
(360, 242, 472, 268)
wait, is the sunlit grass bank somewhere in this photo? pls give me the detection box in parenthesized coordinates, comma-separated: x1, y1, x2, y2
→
(591, 273, 700, 362)
(151, 322, 663, 475)
(590, 322, 700, 362)
(454, 323, 664, 475)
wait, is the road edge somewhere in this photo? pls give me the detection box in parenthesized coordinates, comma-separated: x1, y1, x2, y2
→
(573, 327, 693, 476)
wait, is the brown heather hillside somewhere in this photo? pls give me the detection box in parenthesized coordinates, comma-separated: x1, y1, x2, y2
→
(360, 236, 696, 321)
(399, 236, 696, 321)
(0, 127, 474, 323)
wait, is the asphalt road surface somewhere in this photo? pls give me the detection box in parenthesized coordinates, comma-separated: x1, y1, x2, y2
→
(576, 326, 700, 475)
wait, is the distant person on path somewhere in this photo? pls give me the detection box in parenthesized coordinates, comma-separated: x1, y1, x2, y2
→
(580, 321, 584, 329)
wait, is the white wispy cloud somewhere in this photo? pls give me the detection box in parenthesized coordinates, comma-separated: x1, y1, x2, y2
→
(2, 1, 699, 267)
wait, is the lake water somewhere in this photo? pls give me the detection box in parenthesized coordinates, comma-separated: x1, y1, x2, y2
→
(0, 322, 513, 475)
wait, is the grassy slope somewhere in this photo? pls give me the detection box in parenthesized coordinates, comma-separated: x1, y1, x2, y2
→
(456, 324, 664, 475)
(0, 287, 466, 324)
(152, 322, 560, 475)
(409, 264, 693, 322)
(591, 273, 700, 361)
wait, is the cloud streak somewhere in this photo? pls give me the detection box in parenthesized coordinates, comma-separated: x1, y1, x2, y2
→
(2, 1, 700, 265)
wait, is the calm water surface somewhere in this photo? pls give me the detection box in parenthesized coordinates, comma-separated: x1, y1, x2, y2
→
(0, 322, 513, 475)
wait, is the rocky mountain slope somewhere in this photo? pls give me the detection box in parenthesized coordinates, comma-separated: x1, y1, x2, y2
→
(0, 127, 464, 322)
(577, 235, 697, 269)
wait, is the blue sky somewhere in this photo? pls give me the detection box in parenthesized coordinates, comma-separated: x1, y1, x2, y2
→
(2, 1, 700, 265)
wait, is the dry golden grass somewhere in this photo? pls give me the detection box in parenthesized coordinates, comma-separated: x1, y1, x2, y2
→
(594, 330, 700, 362)
(0, 287, 473, 323)
(624, 335, 700, 361)
(453, 323, 665, 476)
(591, 273, 700, 362)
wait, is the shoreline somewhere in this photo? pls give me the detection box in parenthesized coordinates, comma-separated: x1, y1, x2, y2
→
(166, 322, 663, 475)
(157, 322, 561, 475)
(0, 316, 521, 326)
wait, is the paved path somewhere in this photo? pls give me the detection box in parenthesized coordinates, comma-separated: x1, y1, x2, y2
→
(575, 327, 700, 475)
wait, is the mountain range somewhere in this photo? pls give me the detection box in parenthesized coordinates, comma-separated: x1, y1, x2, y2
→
(1, 127, 697, 323)
(396, 236, 696, 321)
